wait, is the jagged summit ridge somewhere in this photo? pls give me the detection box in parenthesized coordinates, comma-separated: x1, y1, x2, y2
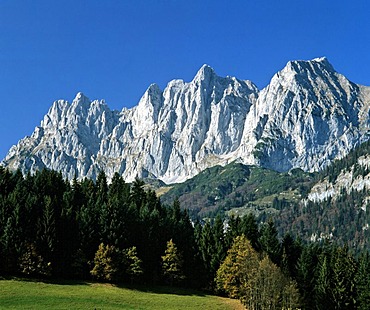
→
(2, 58, 370, 183)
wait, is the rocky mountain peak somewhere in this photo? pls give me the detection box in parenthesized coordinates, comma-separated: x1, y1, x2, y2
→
(71, 92, 91, 108)
(193, 64, 215, 82)
(273, 57, 336, 86)
(2, 58, 370, 183)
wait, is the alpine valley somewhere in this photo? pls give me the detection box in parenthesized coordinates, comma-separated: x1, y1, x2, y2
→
(2, 57, 370, 310)
(3, 57, 370, 184)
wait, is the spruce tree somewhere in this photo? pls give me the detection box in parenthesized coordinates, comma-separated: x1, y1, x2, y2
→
(259, 218, 281, 264)
(315, 253, 333, 309)
(355, 252, 370, 310)
(212, 215, 226, 273)
(240, 213, 260, 251)
(330, 246, 356, 309)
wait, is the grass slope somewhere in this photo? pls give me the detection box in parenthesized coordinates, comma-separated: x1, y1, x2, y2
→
(160, 161, 315, 218)
(0, 279, 243, 310)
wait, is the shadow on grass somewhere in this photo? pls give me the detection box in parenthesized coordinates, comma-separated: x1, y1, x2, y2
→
(0, 276, 209, 297)
(0, 276, 88, 286)
(115, 282, 208, 297)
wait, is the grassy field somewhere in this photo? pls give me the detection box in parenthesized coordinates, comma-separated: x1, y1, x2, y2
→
(0, 279, 244, 310)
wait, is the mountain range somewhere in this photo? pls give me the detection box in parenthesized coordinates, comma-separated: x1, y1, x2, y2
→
(2, 57, 370, 184)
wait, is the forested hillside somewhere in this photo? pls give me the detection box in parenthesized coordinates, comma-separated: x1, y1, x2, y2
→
(275, 140, 370, 253)
(1, 166, 370, 309)
(160, 140, 370, 254)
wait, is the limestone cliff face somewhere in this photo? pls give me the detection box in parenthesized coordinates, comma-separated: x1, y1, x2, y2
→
(238, 57, 370, 172)
(2, 58, 370, 183)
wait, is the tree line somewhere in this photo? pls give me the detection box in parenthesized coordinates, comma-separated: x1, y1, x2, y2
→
(1, 167, 370, 309)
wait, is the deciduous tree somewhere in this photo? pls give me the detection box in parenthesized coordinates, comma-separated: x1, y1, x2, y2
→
(161, 239, 185, 285)
(215, 235, 259, 299)
(90, 243, 119, 282)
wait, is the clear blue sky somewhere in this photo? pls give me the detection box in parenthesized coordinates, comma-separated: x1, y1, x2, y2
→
(1, 0, 370, 160)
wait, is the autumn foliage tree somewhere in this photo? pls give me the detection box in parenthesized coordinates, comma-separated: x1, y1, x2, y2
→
(216, 235, 300, 309)
(215, 235, 259, 299)
(161, 239, 185, 285)
(245, 256, 300, 310)
(90, 243, 119, 282)
(123, 246, 143, 283)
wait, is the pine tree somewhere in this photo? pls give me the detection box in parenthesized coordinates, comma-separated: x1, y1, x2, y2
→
(281, 233, 301, 278)
(199, 220, 217, 287)
(2, 204, 23, 274)
(96, 171, 108, 206)
(225, 215, 241, 249)
(38, 195, 56, 265)
(130, 178, 146, 209)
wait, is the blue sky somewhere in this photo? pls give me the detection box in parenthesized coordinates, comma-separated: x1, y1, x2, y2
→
(1, 0, 370, 160)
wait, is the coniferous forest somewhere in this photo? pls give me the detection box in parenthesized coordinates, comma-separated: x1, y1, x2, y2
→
(1, 166, 370, 309)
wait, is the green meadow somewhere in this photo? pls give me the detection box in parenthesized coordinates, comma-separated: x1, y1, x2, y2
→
(0, 279, 243, 310)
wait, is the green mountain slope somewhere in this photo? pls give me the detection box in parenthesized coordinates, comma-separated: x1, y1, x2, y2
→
(160, 140, 370, 252)
(160, 162, 315, 218)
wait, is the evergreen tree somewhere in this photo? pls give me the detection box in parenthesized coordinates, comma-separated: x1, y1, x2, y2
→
(78, 179, 100, 275)
(193, 220, 208, 288)
(330, 246, 356, 309)
(199, 220, 216, 286)
(315, 253, 333, 309)
(211, 215, 226, 273)
(2, 204, 23, 274)
(296, 244, 320, 309)
(108, 172, 130, 203)
(240, 213, 260, 251)
(37, 195, 56, 266)
(96, 171, 108, 206)
(355, 252, 370, 310)
(281, 233, 301, 278)
(130, 178, 146, 209)
(259, 218, 281, 264)
(225, 215, 241, 248)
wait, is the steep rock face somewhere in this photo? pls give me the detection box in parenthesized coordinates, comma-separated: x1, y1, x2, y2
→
(3, 65, 258, 183)
(237, 57, 370, 171)
(2, 58, 370, 183)
(307, 154, 370, 204)
(4, 93, 121, 180)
